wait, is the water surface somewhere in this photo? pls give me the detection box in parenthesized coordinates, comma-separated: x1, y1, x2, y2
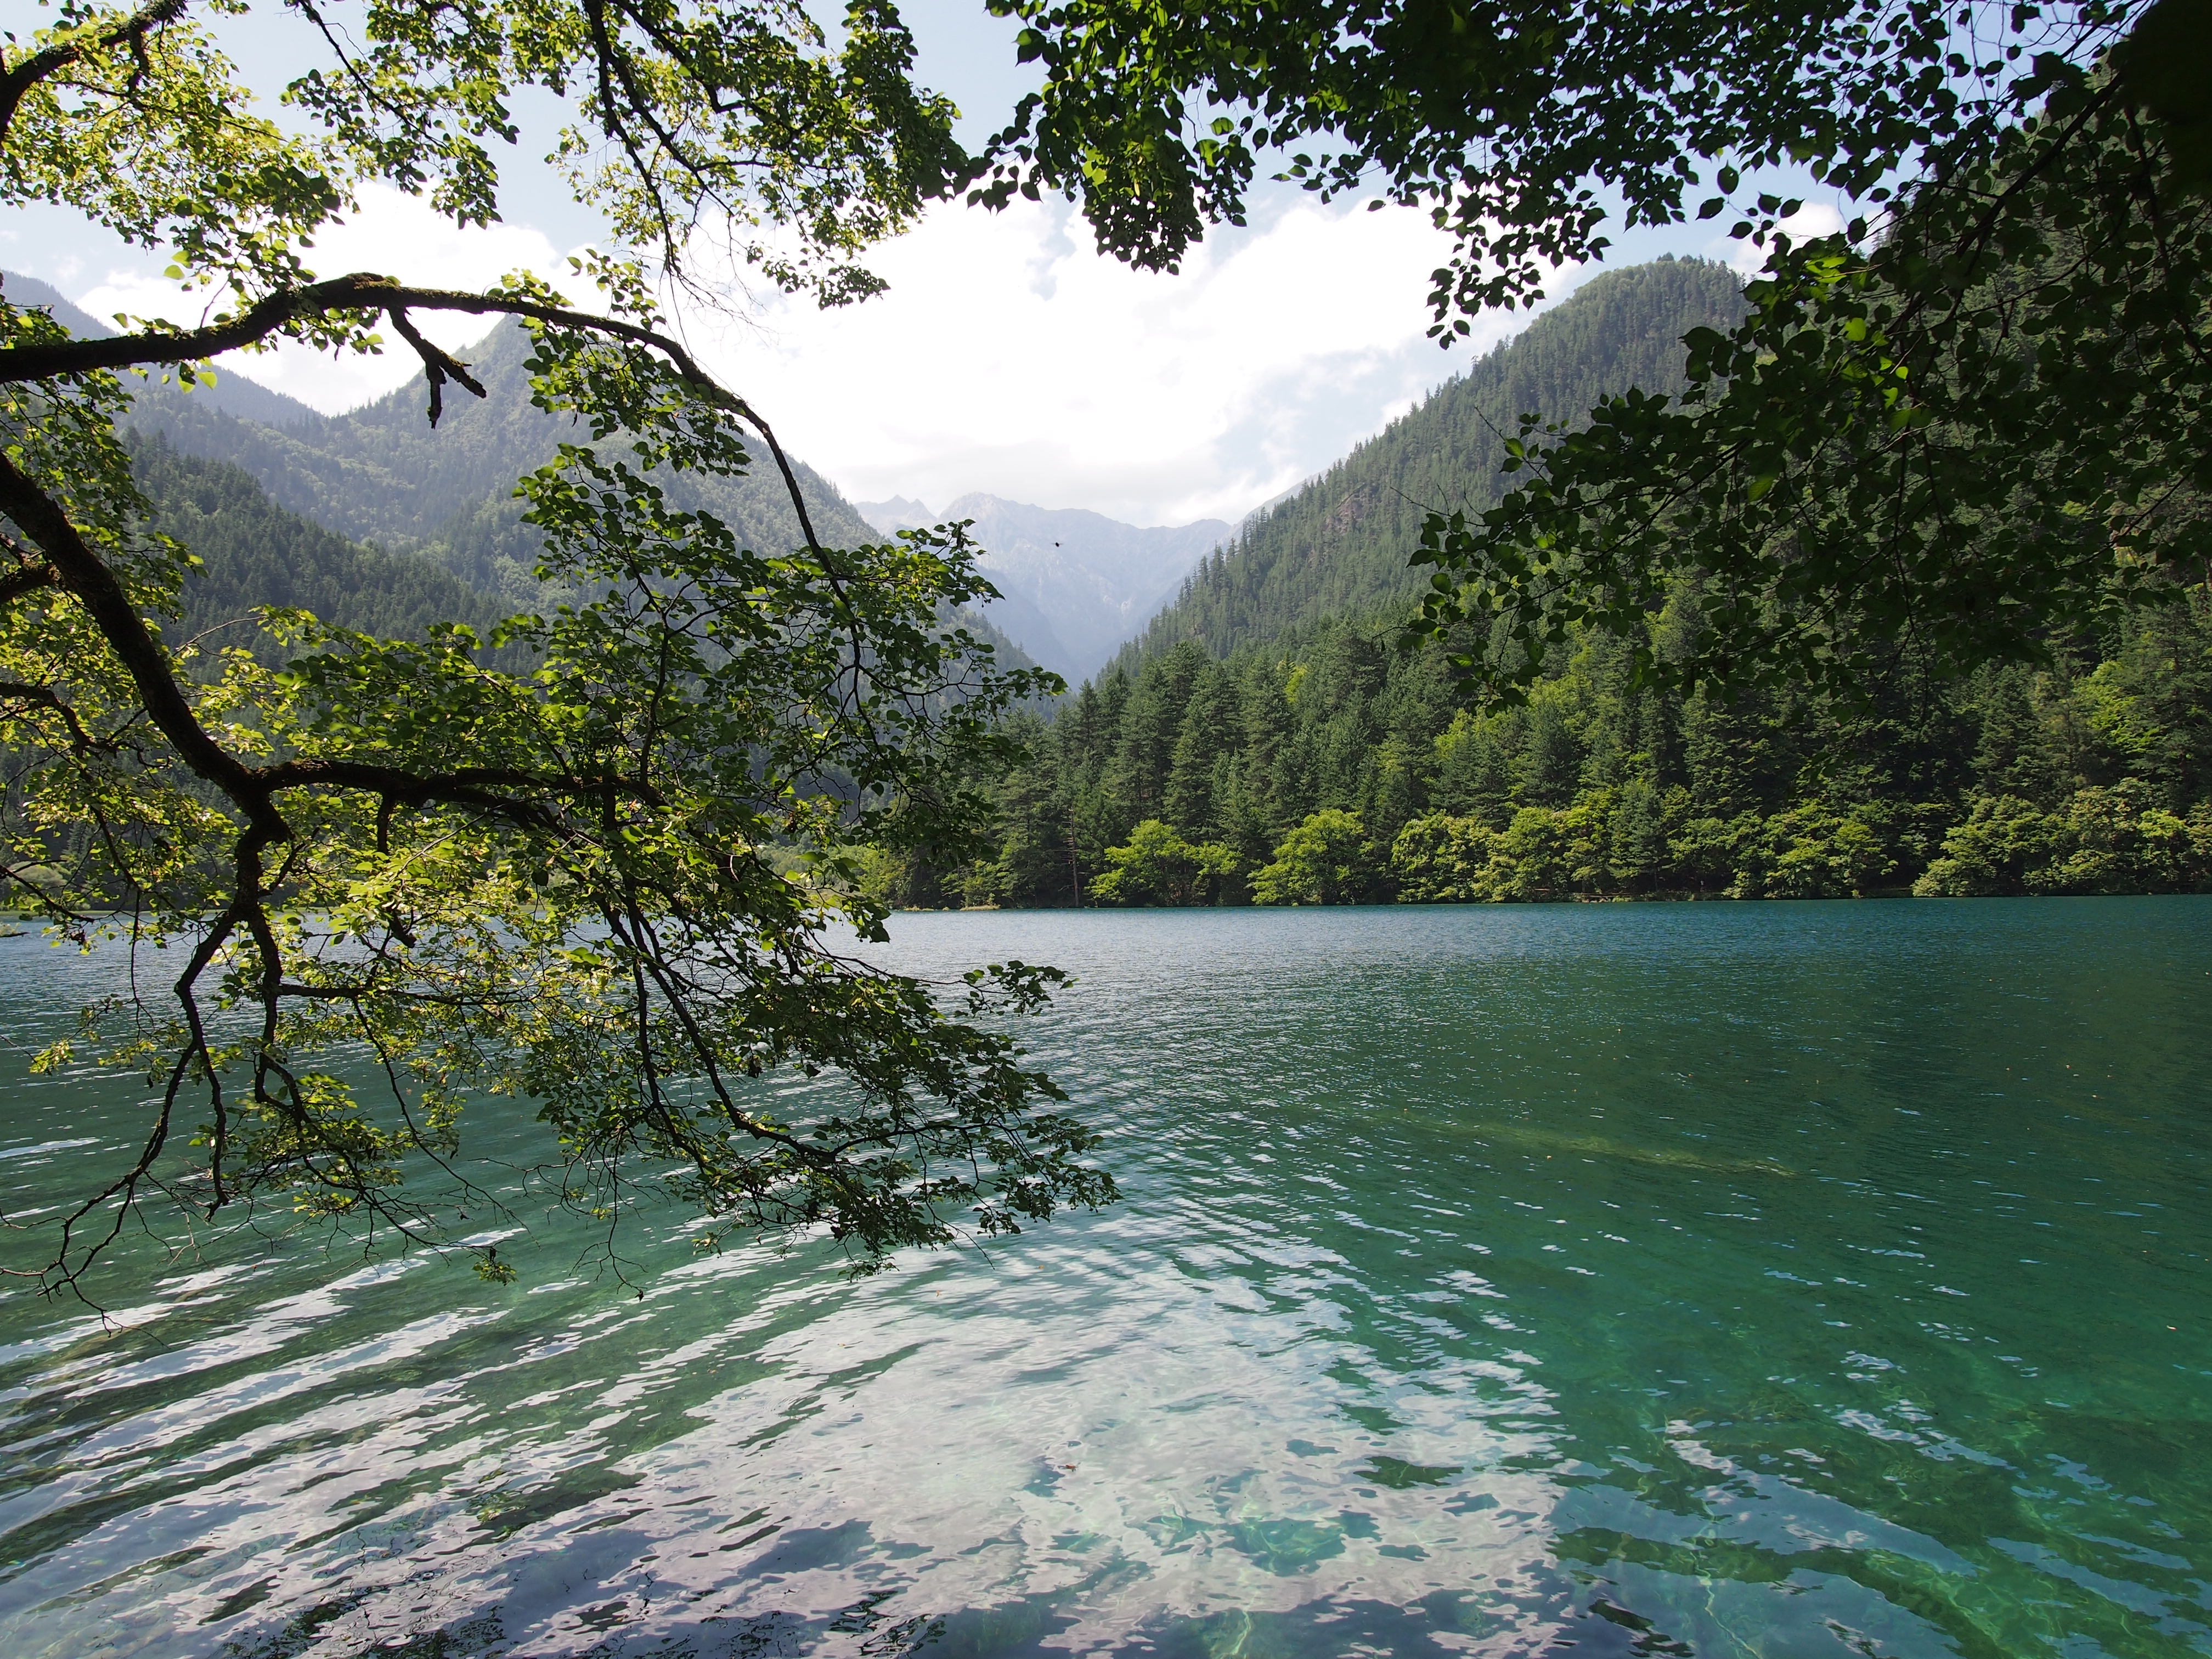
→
(1, 900, 2208, 1658)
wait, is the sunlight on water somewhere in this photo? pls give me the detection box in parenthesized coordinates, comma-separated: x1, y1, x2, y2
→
(1, 900, 2208, 1658)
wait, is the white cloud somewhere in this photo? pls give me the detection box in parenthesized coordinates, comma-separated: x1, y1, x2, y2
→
(1719, 201, 1848, 276)
(74, 184, 576, 414)
(689, 195, 1553, 526)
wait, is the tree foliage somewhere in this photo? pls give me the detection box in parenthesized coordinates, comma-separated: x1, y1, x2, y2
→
(1089, 818, 1238, 906)
(980, 0, 2204, 699)
(978, 0, 2139, 324)
(9, 0, 962, 313)
(1248, 809, 1386, 905)
(1414, 58, 2212, 703)
(0, 0, 1104, 1297)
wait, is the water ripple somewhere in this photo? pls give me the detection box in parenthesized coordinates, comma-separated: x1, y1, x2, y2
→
(0, 902, 2205, 1657)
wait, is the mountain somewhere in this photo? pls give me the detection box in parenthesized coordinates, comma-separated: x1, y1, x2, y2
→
(1109, 257, 1749, 675)
(5, 273, 879, 586)
(857, 493, 1232, 681)
(132, 435, 513, 659)
(940, 253, 2212, 914)
(856, 495, 934, 531)
(4, 272, 322, 428)
(13, 272, 1037, 674)
(117, 319, 882, 601)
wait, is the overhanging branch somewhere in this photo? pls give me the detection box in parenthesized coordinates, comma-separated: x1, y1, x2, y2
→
(0, 272, 830, 550)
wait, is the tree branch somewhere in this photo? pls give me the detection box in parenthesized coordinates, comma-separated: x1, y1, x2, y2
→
(0, 0, 187, 150)
(4, 274, 672, 386)
(385, 306, 488, 427)
(0, 561, 60, 609)
(0, 273, 830, 552)
(0, 448, 278, 831)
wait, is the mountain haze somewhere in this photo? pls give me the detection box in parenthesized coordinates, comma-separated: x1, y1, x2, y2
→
(1112, 258, 1748, 676)
(859, 493, 1231, 680)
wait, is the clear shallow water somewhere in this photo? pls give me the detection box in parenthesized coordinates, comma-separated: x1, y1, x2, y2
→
(1, 900, 2208, 1659)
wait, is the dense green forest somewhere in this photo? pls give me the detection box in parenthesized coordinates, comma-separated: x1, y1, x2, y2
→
(132, 438, 513, 659)
(901, 259, 2212, 909)
(922, 594, 2212, 908)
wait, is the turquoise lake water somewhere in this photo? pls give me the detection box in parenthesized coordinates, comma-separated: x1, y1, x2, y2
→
(0, 900, 2208, 1658)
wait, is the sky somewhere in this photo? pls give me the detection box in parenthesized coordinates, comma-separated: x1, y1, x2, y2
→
(2, 0, 1844, 528)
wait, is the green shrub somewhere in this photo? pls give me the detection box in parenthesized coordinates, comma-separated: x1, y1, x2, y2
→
(1252, 810, 1388, 904)
(1916, 785, 2212, 895)
(1391, 813, 1496, 902)
(1090, 820, 1242, 906)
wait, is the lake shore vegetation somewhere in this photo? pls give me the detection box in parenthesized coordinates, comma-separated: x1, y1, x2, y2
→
(911, 589, 2212, 908)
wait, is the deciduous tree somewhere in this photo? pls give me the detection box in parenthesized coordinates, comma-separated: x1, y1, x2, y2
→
(0, 0, 1104, 1295)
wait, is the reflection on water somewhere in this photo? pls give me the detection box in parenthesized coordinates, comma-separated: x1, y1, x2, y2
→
(1, 900, 2208, 1657)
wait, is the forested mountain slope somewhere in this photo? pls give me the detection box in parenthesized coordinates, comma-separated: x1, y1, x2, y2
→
(10, 273, 1041, 669)
(5, 280, 506, 645)
(8, 270, 871, 558)
(5, 272, 876, 575)
(131, 438, 511, 659)
(123, 319, 881, 596)
(1111, 258, 1747, 671)
(129, 441, 1046, 720)
(912, 257, 2210, 910)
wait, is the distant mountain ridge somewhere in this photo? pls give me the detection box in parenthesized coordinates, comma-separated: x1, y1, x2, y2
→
(4, 272, 323, 429)
(1110, 258, 1749, 677)
(5, 272, 879, 575)
(857, 493, 1232, 681)
(117, 318, 879, 592)
(858, 495, 934, 528)
(8, 271, 1037, 673)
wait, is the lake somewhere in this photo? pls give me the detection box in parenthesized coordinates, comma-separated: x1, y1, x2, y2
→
(1, 900, 2208, 1658)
